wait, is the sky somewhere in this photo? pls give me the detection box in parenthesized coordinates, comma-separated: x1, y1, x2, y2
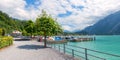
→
(0, 0, 120, 31)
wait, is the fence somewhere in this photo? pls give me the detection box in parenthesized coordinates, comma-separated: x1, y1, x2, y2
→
(47, 43, 120, 60)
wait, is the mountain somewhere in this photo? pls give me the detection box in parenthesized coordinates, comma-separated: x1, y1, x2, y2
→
(82, 11, 120, 35)
(0, 11, 27, 33)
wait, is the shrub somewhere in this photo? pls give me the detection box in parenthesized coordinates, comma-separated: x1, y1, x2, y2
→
(0, 36, 13, 48)
(0, 28, 5, 36)
(0, 28, 2, 36)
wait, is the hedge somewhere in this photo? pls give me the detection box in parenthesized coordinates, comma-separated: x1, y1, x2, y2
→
(0, 36, 13, 48)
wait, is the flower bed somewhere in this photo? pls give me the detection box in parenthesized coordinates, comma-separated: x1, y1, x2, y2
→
(0, 36, 13, 48)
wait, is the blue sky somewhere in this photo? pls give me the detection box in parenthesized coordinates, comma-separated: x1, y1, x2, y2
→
(58, 11, 72, 17)
(0, 0, 120, 31)
(25, 0, 41, 9)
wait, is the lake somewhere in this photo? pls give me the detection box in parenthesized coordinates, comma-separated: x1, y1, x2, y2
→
(63, 35, 120, 60)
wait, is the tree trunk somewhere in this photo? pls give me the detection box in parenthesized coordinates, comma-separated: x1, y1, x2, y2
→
(44, 32, 47, 48)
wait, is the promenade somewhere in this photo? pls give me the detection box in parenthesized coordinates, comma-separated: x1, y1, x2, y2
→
(0, 40, 70, 60)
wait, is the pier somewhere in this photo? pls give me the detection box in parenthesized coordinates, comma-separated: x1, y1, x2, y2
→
(63, 36, 95, 42)
(69, 37, 95, 42)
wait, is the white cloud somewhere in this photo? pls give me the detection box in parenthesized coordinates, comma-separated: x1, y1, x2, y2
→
(0, 0, 120, 31)
(62, 25, 73, 32)
(0, 0, 40, 20)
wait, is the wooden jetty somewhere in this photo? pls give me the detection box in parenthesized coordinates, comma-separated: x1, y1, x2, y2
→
(64, 36, 95, 42)
(46, 36, 96, 43)
(69, 37, 95, 42)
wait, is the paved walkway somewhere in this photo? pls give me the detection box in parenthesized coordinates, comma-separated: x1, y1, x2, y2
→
(0, 40, 68, 60)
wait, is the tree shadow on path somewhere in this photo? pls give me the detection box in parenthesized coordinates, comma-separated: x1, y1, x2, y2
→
(17, 44, 47, 50)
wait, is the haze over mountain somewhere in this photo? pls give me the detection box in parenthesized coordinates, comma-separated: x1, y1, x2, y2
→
(81, 11, 120, 35)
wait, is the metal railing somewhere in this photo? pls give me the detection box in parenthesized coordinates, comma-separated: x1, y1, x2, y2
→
(47, 43, 120, 60)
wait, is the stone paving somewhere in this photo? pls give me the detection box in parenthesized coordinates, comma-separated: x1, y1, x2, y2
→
(0, 40, 68, 60)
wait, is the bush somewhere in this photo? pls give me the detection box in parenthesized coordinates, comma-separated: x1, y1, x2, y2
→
(0, 28, 5, 36)
(0, 36, 13, 48)
(0, 28, 2, 36)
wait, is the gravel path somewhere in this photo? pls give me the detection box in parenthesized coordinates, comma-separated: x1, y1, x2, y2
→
(0, 40, 67, 60)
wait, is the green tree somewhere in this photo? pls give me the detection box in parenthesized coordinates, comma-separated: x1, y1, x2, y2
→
(22, 29, 28, 36)
(25, 20, 35, 36)
(35, 10, 63, 47)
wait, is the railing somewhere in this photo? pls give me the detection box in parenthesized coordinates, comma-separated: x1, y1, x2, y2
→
(47, 43, 120, 60)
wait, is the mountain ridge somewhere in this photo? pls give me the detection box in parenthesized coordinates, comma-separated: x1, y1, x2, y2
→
(77, 11, 120, 35)
(0, 10, 27, 33)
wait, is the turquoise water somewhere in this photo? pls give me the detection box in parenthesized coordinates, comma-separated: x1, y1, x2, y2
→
(66, 35, 120, 60)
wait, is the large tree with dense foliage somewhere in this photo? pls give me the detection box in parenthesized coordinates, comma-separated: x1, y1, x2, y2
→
(35, 10, 63, 47)
(24, 20, 35, 36)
